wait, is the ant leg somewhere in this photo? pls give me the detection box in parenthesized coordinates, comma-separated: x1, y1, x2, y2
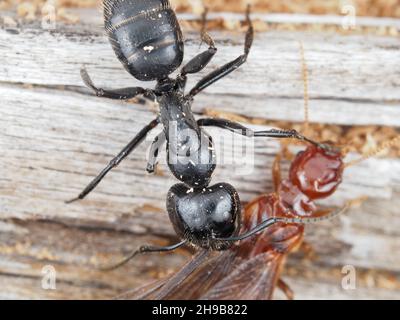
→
(81, 67, 149, 100)
(146, 131, 166, 173)
(197, 118, 327, 149)
(66, 118, 159, 203)
(188, 5, 254, 97)
(214, 205, 350, 243)
(99, 241, 187, 271)
(180, 8, 217, 76)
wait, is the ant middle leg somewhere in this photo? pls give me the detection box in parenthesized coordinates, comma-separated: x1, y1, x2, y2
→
(146, 131, 166, 173)
(188, 5, 254, 97)
(66, 118, 159, 204)
(180, 8, 217, 76)
(197, 118, 327, 148)
(214, 205, 350, 243)
(81, 67, 150, 100)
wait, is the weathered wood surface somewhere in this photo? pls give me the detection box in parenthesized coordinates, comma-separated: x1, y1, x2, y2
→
(1, 14, 400, 126)
(0, 12, 400, 299)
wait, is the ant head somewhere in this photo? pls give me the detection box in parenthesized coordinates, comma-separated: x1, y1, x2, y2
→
(289, 144, 344, 201)
(167, 183, 241, 250)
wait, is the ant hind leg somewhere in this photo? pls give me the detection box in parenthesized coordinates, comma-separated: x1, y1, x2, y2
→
(189, 5, 254, 97)
(80, 67, 148, 100)
(180, 7, 217, 76)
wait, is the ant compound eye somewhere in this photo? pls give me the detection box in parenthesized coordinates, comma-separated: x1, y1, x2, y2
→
(167, 183, 241, 249)
(290, 146, 344, 200)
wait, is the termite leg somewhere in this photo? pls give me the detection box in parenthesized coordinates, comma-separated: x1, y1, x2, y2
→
(299, 241, 316, 260)
(272, 153, 282, 192)
(277, 279, 294, 300)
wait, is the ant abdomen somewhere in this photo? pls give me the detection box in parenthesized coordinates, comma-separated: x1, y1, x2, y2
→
(104, 0, 184, 81)
(167, 183, 241, 250)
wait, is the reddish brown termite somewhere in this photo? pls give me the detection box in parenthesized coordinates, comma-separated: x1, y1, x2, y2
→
(115, 43, 399, 300)
(119, 142, 367, 300)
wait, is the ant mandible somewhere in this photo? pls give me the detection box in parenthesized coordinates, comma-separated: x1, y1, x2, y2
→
(67, 0, 330, 266)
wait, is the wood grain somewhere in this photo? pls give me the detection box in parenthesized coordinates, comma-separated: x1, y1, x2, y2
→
(0, 12, 399, 299)
(1, 17, 400, 126)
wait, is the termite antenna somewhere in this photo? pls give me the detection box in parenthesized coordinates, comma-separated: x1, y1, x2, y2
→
(345, 135, 400, 168)
(279, 204, 350, 224)
(299, 41, 310, 136)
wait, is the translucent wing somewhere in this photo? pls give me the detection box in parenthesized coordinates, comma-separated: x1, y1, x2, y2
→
(118, 194, 304, 300)
(161, 250, 241, 300)
(199, 222, 303, 300)
(201, 252, 283, 300)
(116, 278, 169, 300)
(118, 250, 222, 300)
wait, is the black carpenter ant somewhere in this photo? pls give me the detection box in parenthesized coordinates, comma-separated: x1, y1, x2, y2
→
(67, 0, 329, 269)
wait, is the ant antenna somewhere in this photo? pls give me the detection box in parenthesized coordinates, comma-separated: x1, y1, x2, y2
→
(345, 135, 400, 168)
(214, 204, 350, 243)
(299, 41, 310, 136)
(98, 241, 187, 271)
(98, 248, 146, 271)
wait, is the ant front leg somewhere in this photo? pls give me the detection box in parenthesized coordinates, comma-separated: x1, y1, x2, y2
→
(146, 131, 166, 173)
(197, 118, 326, 149)
(180, 8, 217, 76)
(67, 118, 160, 203)
(188, 5, 254, 97)
(81, 67, 150, 100)
(99, 241, 187, 271)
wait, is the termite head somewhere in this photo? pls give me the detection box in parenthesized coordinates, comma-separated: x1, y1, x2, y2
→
(289, 144, 344, 201)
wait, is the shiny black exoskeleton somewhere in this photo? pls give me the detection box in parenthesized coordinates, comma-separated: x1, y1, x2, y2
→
(167, 183, 241, 250)
(68, 1, 327, 266)
(105, 0, 184, 81)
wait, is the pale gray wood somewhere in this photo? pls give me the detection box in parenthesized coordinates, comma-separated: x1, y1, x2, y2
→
(188, 12, 400, 28)
(62, 9, 400, 29)
(0, 17, 400, 126)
